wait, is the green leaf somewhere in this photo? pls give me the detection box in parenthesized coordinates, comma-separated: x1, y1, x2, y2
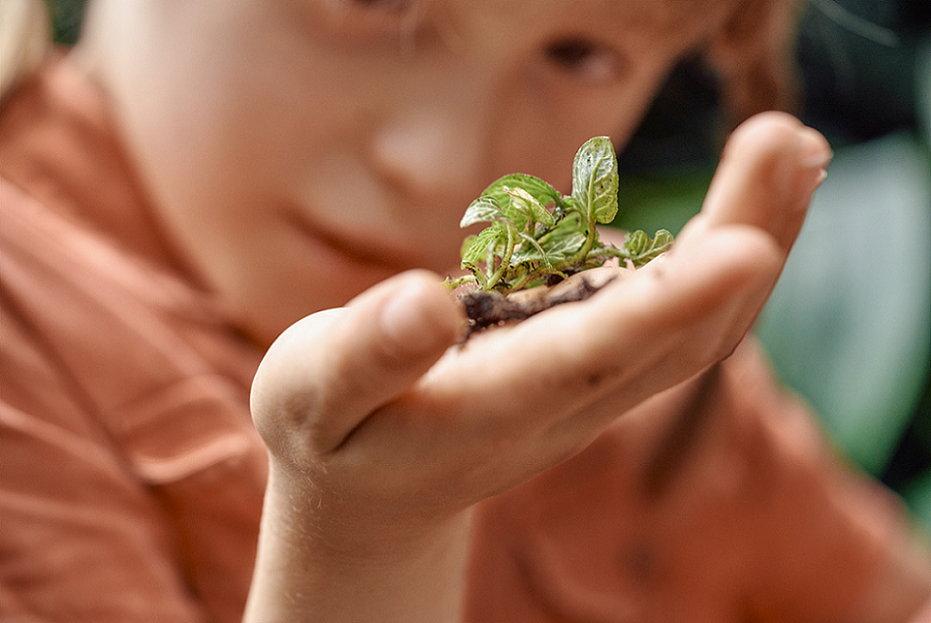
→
(483, 173, 562, 208)
(460, 196, 506, 228)
(537, 213, 585, 256)
(506, 187, 555, 229)
(461, 224, 505, 265)
(623, 229, 674, 265)
(514, 231, 553, 269)
(542, 231, 587, 260)
(571, 136, 619, 224)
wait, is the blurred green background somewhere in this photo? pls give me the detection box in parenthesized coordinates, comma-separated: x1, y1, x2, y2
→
(43, 0, 931, 530)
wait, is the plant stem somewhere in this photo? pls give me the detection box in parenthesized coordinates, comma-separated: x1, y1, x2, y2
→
(486, 224, 517, 291)
(566, 214, 598, 267)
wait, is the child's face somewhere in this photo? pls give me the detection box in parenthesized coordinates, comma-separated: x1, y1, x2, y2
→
(93, 0, 737, 343)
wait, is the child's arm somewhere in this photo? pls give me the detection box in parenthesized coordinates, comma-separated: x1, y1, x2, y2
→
(243, 112, 832, 622)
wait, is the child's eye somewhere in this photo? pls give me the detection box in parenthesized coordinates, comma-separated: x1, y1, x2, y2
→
(544, 38, 626, 84)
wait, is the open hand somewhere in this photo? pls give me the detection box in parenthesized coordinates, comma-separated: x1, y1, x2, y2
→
(252, 111, 830, 517)
(245, 112, 832, 621)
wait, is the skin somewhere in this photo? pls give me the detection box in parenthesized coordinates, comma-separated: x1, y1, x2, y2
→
(75, 0, 741, 345)
(243, 113, 836, 622)
(69, 0, 929, 620)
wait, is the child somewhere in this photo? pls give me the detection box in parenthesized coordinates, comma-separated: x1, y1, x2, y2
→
(1, 0, 928, 621)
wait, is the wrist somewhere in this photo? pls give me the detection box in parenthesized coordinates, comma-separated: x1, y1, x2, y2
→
(244, 462, 474, 622)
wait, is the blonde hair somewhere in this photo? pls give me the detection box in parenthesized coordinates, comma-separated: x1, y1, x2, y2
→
(0, 0, 52, 104)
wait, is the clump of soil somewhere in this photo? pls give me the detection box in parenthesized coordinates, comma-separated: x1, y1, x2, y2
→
(457, 268, 621, 339)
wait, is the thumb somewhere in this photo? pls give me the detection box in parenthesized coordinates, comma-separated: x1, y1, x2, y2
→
(251, 270, 462, 461)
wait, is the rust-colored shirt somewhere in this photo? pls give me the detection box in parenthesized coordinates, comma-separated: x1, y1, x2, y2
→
(1, 56, 927, 623)
(0, 57, 267, 623)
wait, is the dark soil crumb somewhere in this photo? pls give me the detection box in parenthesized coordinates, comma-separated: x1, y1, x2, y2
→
(458, 274, 615, 340)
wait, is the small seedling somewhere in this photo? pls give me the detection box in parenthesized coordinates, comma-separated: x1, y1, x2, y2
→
(448, 136, 673, 334)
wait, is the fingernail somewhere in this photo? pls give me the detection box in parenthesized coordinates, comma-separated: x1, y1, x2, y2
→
(807, 168, 828, 195)
(379, 280, 450, 358)
(798, 126, 833, 169)
(797, 156, 830, 200)
(795, 127, 832, 200)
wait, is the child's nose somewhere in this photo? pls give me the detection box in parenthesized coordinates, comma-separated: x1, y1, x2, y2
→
(367, 105, 492, 203)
